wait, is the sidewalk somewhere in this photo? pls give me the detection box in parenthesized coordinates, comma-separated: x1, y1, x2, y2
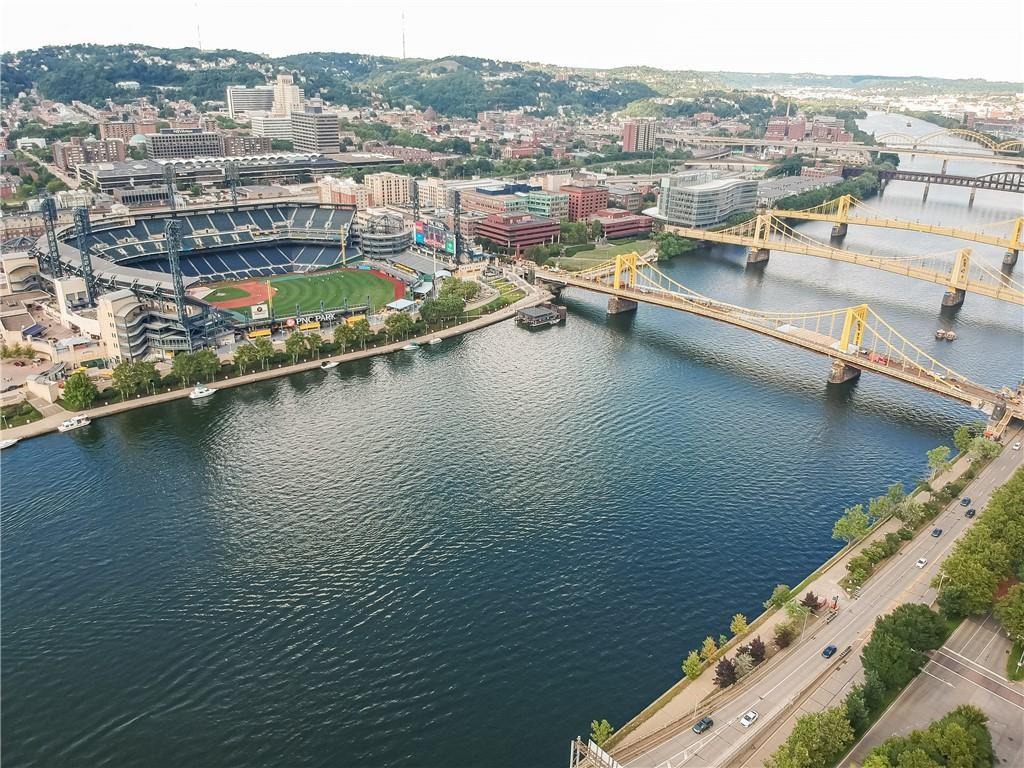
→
(0, 280, 550, 443)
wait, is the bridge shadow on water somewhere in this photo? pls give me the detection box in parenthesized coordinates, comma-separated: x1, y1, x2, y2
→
(558, 292, 966, 434)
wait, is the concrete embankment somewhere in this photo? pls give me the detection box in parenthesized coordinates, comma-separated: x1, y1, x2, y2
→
(1, 286, 550, 444)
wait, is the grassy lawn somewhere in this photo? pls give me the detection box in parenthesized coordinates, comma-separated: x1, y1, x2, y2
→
(1, 401, 42, 428)
(553, 238, 653, 271)
(1009, 641, 1024, 681)
(202, 284, 250, 302)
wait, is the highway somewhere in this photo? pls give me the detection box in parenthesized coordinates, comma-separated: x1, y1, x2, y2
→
(620, 428, 1023, 768)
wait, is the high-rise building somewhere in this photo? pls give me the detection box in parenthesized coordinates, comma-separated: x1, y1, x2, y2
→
(562, 184, 610, 221)
(290, 101, 339, 153)
(272, 74, 304, 116)
(364, 172, 413, 206)
(52, 137, 126, 170)
(222, 135, 273, 156)
(226, 85, 276, 119)
(621, 120, 657, 153)
(249, 113, 293, 141)
(144, 129, 225, 159)
(656, 176, 758, 227)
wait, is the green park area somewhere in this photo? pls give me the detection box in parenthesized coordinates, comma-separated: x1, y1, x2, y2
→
(552, 237, 653, 272)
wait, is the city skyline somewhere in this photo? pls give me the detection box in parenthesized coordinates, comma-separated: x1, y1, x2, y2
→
(1, 0, 1022, 83)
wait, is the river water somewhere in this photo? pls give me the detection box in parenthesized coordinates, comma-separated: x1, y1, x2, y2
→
(2, 114, 1022, 768)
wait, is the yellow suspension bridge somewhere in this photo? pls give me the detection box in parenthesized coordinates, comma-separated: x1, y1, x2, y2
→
(875, 128, 1024, 154)
(532, 253, 1024, 432)
(663, 196, 1024, 308)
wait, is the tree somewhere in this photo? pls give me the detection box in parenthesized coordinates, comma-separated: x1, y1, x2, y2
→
(193, 348, 220, 382)
(748, 636, 766, 665)
(953, 424, 976, 454)
(844, 685, 871, 736)
(713, 657, 737, 688)
(774, 622, 797, 649)
(785, 600, 811, 623)
(765, 706, 855, 768)
(385, 312, 414, 340)
(733, 652, 754, 678)
(995, 584, 1024, 641)
(969, 436, 1001, 460)
(682, 650, 703, 680)
(801, 591, 821, 611)
(334, 322, 355, 352)
(730, 613, 748, 636)
(718, 634, 729, 650)
(285, 331, 307, 362)
(234, 344, 257, 373)
(305, 332, 323, 357)
(833, 504, 871, 544)
(253, 337, 275, 368)
(874, 604, 947, 652)
(590, 719, 614, 748)
(62, 370, 98, 410)
(765, 584, 792, 610)
(350, 318, 372, 349)
(654, 231, 694, 261)
(861, 628, 926, 691)
(172, 351, 200, 386)
(111, 360, 155, 397)
(926, 445, 952, 478)
(700, 635, 718, 662)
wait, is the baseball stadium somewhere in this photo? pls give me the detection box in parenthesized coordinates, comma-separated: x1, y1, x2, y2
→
(29, 201, 423, 359)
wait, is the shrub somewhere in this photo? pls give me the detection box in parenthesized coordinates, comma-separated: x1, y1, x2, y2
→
(774, 622, 797, 649)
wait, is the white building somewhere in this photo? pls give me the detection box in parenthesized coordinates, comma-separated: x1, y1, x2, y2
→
(226, 85, 275, 119)
(272, 74, 304, 116)
(657, 176, 758, 227)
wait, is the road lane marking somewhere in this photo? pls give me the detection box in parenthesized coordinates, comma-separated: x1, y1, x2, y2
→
(925, 657, 1024, 711)
(921, 668, 955, 687)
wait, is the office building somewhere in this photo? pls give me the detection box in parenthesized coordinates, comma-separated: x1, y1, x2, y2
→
(318, 176, 372, 209)
(525, 191, 569, 220)
(605, 184, 644, 213)
(460, 190, 528, 216)
(226, 85, 276, 119)
(222, 135, 273, 156)
(621, 120, 657, 153)
(144, 129, 225, 159)
(290, 102, 339, 153)
(657, 176, 758, 227)
(365, 172, 413, 207)
(562, 184, 610, 221)
(272, 74, 304, 116)
(475, 212, 560, 255)
(52, 137, 126, 170)
(250, 113, 293, 141)
(100, 120, 158, 141)
(588, 208, 653, 239)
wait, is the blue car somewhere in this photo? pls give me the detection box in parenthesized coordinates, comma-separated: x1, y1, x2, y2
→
(960, 497, 972, 507)
(822, 644, 838, 658)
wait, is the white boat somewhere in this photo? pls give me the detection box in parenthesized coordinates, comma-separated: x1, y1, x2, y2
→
(58, 414, 91, 432)
(189, 383, 217, 400)
(320, 360, 339, 370)
(428, 338, 443, 345)
(402, 343, 420, 351)
(0, 438, 19, 450)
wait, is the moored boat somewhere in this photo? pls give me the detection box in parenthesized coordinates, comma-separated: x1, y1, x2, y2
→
(935, 329, 947, 340)
(428, 338, 442, 345)
(320, 360, 339, 370)
(402, 343, 420, 351)
(0, 438, 19, 449)
(944, 331, 957, 341)
(189, 383, 217, 400)
(57, 414, 91, 432)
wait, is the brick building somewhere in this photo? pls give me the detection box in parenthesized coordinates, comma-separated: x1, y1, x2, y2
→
(562, 184, 609, 221)
(475, 212, 560, 255)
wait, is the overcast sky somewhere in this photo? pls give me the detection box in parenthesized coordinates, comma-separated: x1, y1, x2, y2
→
(2, 0, 1022, 82)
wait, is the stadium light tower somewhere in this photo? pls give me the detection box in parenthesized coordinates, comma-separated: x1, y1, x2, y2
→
(163, 220, 193, 351)
(40, 194, 63, 278)
(452, 190, 462, 264)
(163, 164, 177, 211)
(73, 207, 96, 306)
(226, 160, 240, 207)
(411, 179, 419, 220)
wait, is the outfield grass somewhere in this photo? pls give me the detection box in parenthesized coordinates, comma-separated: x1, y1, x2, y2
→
(210, 270, 400, 318)
(203, 285, 250, 302)
(553, 238, 653, 272)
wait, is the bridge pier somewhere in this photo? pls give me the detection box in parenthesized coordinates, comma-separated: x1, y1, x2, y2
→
(607, 296, 638, 315)
(747, 247, 770, 265)
(968, 187, 977, 206)
(1004, 249, 1019, 267)
(940, 159, 948, 175)
(941, 288, 966, 308)
(830, 222, 848, 239)
(827, 360, 862, 385)
(922, 184, 930, 202)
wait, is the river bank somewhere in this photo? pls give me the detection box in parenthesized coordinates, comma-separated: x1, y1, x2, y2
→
(0, 283, 550, 444)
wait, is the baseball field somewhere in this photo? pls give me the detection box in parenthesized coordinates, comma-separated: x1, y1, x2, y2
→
(199, 269, 406, 318)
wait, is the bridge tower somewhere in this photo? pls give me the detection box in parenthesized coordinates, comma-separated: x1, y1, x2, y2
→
(747, 213, 771, 265)
(828, 304, 867, 384)
(608, 252, 640, 314)
(40, 194, 63, 279)
(941, 249, 971, 308)
(73, 207, 96, 306)
(830, 194, 852, 239)
(1003, 218, 1023, 267)
(164, 220, 193, 352)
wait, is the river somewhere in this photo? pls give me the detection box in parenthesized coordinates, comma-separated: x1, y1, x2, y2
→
(2, 113, 1022, 768)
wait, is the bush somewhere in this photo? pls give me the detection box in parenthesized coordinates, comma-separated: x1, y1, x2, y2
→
(774, 622, 797, 649)
(897, 526, 914, 541)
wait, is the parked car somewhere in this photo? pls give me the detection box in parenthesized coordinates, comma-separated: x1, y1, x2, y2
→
(965, 508, 976, 518)
(916, 558, 928, 568)
(1013, 441, 1021, 451)
(931, 528, 943, 537)
(692, 716, 714, 734)
(822, 644, 838, 658)
(959, 497, 972, 507)
(739, 710, 758, 727)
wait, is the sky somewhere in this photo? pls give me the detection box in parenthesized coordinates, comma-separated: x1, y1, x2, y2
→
(1, 0, 1022, 82)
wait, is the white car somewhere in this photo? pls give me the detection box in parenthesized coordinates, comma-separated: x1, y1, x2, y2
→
(915, 558, 928, 568)
(1013, 441, 1021, 451)
(739, 710, 758, 727)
